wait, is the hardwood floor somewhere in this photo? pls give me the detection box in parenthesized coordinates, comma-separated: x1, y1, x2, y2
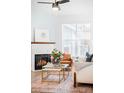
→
(32, 71, 93, 93)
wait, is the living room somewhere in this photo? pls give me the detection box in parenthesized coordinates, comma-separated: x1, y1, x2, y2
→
(31, 0, 93, 93)
(1, 0, 124, 93)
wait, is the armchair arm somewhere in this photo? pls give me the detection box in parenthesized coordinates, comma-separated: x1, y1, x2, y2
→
(72, 62, 93, 85)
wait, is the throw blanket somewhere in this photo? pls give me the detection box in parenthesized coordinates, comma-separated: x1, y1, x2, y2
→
(74, 62, 92, 72)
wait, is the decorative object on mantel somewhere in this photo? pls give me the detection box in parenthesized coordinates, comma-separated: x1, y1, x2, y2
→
(51, 48, 63, 67)
(35, 28, 49, 42)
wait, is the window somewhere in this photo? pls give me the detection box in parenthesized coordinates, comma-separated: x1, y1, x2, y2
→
(62, 24, 91, 58)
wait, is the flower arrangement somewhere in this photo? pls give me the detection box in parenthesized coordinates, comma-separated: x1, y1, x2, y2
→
(51, 49, 63, 64)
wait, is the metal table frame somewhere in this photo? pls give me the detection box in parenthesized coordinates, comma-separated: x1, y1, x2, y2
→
(41, 64, 69, 83)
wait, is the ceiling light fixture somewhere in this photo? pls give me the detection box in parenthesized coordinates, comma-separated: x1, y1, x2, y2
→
(52, 2, 60, 11)
(37, 0, 70, 11)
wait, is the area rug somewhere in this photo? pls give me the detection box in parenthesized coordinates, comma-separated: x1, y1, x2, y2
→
(31, 71, 93, 93)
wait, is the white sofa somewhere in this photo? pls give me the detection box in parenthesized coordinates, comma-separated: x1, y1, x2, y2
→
(72, 62, 93, 87)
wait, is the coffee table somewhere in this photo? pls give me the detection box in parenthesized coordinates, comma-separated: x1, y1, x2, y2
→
(41, 63, 69, 83)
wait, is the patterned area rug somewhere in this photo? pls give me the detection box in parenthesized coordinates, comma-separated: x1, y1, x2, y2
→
(32, 71, 93, 93)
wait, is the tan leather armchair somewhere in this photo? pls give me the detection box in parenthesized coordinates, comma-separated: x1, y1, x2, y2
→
(61, 53, 72, 67)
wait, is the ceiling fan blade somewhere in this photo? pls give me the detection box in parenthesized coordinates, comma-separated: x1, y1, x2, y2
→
(37, 2, 53, 4)
(57, 0, 70, 4)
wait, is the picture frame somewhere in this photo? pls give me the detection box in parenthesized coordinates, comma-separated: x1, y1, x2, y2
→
(35, 28, 49, 42)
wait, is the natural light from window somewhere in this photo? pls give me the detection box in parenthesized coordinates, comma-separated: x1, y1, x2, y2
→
(62, 24, 91, 58)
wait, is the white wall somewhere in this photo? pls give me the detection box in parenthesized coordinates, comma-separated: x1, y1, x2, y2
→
(31, 7, 57, 42)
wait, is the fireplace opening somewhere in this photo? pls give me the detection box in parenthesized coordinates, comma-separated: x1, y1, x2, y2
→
(35, 54, 51, 70)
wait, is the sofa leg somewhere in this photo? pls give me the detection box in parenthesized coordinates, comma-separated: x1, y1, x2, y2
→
(74, 72, 77, 88)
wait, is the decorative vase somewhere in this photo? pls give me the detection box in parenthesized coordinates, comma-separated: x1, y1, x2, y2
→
(52, 59, 60, 67)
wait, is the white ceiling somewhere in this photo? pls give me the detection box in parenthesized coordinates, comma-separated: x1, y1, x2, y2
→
(32, 0, 93, 16)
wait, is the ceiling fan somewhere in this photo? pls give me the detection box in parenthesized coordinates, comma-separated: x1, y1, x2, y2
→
(37, 0, 70, 11)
